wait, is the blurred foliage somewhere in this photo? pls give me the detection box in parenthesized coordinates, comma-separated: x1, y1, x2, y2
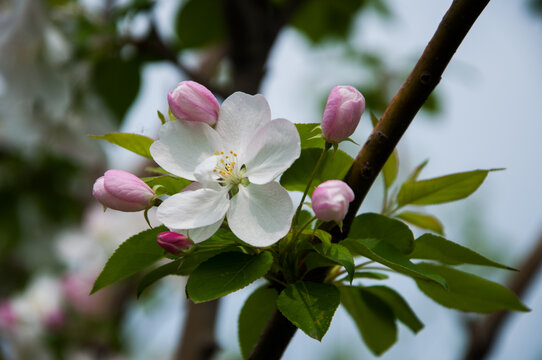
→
(529, 0, 542, 16)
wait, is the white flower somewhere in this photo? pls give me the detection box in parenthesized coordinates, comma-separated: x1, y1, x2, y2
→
(150, 92, 301, 247)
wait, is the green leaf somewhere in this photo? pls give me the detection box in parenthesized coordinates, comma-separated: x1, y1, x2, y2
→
(187, 252, 273, 303)
(352, 272, 389, 280)
(363, 286, 423, 333)
(348, 213, 414, 254)
(410, 234, 513, 270)
(312, 229, 332, 253)
(295, 123, 325, 149)
(92, 225, 167, 294)
(142, 176, 191, 195)
(382, 149, 399, 189)
(341, 238, 447, 288)
(396, 211, 444, 235)
(281, 148, 354, 196)
(93, 58, 141, 123)
(304, 252, 338, 273)
(238, 286, 279, 359)
(370, 112, 379, 127)
(315, 243, 355, 283)
(91, 132, 154, 159)
(415, 263, 529, 313)
(176, 0, 226, 48)
(277, 282, 340, 341)
(340, 286, 397, 356)
(406, 159, 429, 183)
(397, 169, 501, 206)
(137, 259, 183, 297)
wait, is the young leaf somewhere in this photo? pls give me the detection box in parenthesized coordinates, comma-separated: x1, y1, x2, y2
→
(341, 238, 447, 288)
(363, 286, 423, 333)
(396, 211, 444, 235)
(410, 234, 514, 270)
(405, 159, 429, 183)
(314, 243, 355, 283)
(348, 213, 414, 254)
(277, 282, 340, 341)
(238, 286, 279, 359)
(295, 123, 325, 149)
(415, 263, 529, 313)
(312, 229, 332, 253)
(340, 286, 397, 356)
(142, 176, 192, 195)
(186, 252, 273, 303)
(90, 132, 154, 159)
(91, 225, 167, 294)
(137, 259, 183, 298)
(382, 150, 399, 189)
(352, 272, 389, 280)
(280, 148, 353, 196)
(397, 169, 501, 206)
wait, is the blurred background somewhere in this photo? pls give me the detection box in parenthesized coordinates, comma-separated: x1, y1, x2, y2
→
(1, 0, 541, 359)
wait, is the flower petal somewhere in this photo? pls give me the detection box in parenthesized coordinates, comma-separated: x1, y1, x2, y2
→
(157, 188, 229, 229)
(215, 92, 270, 153)
(183, 219, 224, 243)
(150, 120, 222, 180)
(243, 118, 301, 184)
(227, 182, 293, 247)
(193, 155, 221, 190)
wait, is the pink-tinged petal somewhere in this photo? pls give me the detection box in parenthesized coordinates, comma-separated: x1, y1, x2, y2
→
(92, 173, 153, 212)
(215, 92, 271, 152)
(243, 118, 301, 184)
(321, 85, 365, 143)
(104, 170, 154, 205)
(168, 81, 219, 126)
(227, 182, 293, 247)
(150, 120, 223, 180)
(312, 180, 355, 222)
(157, 188, 229, 229)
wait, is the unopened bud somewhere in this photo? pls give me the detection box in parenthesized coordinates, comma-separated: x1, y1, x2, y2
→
(157, 231, 193, 255)
(312, 180, 355, 222)
(92, 169, 155, 212)
(321, 85, 365, 143)
(168, 81, 220, 126)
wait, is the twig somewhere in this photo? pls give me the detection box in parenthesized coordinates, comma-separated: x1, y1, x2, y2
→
(462, 229, 542, 360)
(250, 0, 492, 357)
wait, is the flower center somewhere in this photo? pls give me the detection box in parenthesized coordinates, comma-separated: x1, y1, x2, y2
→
(212, 150, 248, 191)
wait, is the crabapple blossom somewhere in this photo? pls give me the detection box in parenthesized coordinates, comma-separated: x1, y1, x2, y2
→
(312, 180, 355, 222)
(157, 231, 193, 254)
(321, 85, 365, 143)
(168, 81, 220, 126)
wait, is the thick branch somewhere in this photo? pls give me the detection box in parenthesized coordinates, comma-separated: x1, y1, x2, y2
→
(463, 230, 542, 360)
(175, 300, 220, 360)
(248, 309, 297, 360)
(250, 0, 491, 358)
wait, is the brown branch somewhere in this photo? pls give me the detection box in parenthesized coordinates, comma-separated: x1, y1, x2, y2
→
(462, 229, 542, 360)
(250, 0, 492, 358)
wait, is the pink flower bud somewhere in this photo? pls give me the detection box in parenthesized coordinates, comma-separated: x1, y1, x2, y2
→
(168, 81, 220, 126)
(321, 85, 365, 143)
(0, 302, 16, 330)
(157, 231, 193, 255)
(312, 180, 355, 222)
(92, 169, 154, 212)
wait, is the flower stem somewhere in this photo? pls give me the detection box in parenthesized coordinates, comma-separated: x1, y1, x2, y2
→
(292, 144, 331, 229)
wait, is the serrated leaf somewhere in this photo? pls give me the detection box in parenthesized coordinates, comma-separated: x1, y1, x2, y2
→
(340, 286, 397, 356)
(137, 259, 182, 298)
(295, 123, 325, 149)
(92, 225, 167, 294)
(314, 243, 355, 283)
(277, 282, 340, 341)
(142, 176, 191, 195)
(415, 263, 529, 313)
(91, 132, 154, 159)
(410, 234, 513, 270)
(348, 213, 414, 254)
(341, 238, 447, 288)
(397, 169, 501, 206)
(238, 286, 279, 359)
(187, 252, 273, 303)
(363, 286, 423, 333)
(396, 211, 444, 235)
(281, 148, 354, 196)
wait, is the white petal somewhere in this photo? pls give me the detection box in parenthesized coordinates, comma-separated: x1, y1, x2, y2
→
(215, 92, 270, 153)
(227, 182, 293, 247)
(193, 155, 221, 190)
(157, 188, 229, 229)
(150, 120, 223, 180)
(243, 118, 301, 184)
(174, 218, 223, 243)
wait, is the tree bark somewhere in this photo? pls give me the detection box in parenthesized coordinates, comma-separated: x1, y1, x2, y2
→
(175, 300, 220, 360)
